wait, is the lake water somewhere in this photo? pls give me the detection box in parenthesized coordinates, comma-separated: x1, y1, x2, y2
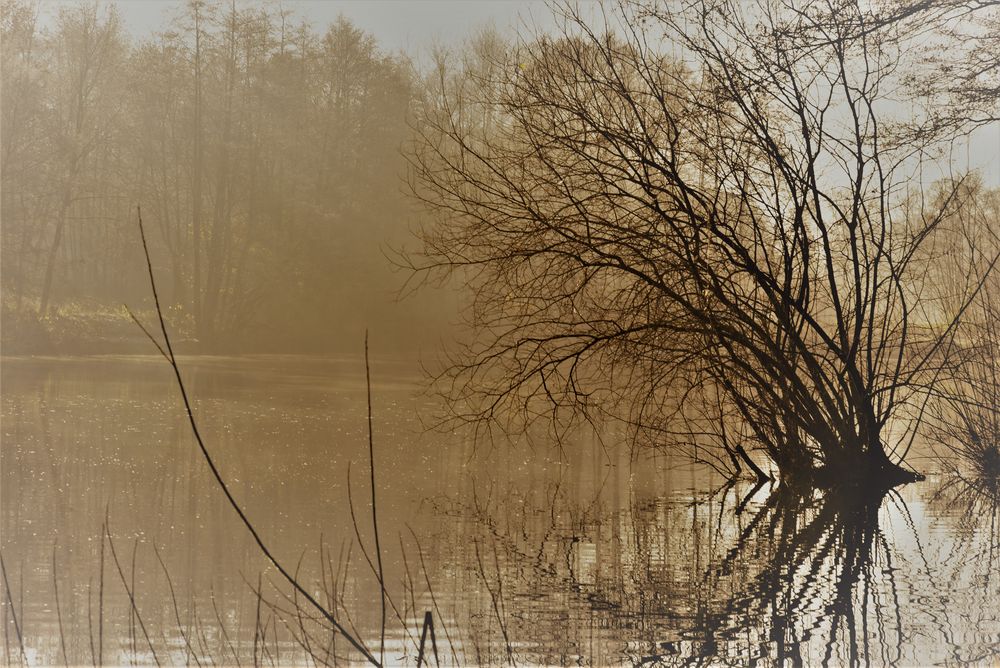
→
(1, 356, 998, 666)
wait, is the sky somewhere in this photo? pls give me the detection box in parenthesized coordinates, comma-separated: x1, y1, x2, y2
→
(39, 0, 559, 52)
(33, 0, 999, 185)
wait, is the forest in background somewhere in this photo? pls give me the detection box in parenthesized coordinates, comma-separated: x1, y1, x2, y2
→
(1, 0, 459, 355)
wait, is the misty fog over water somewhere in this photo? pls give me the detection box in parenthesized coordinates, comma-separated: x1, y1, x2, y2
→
(2, 0, 1000, 666)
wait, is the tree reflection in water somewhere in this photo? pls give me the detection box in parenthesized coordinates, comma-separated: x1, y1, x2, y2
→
(3, 356, 998, 664)
(660, 485, 900, 667)
(428, 474, 1000, 666)
(919, 476, 1000, 666)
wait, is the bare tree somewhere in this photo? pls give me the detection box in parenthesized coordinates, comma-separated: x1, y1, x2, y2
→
(1, 0, 44, 311)
(408, 0, 1000, 487)
(2, 1, 429, 354)
(38, 3, 126, 316)
(925, 180, 1000, 478)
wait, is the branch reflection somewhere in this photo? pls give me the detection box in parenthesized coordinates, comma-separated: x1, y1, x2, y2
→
(430, 471, 997, 666)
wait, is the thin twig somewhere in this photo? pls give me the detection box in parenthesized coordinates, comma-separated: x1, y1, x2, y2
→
(153, 545, 203, 668)
(3, 568, 10, 667)
(191, 599, 214, 668)
(52, 544, 69, 667)
(346, 467, 416, 646)
(129, 207, 379, 667)
(210, 587, 240, 667)
(86, 578, 96, 668)
(129, 539, 138, 664)
(365, 330, 386, 666)
(0, 553, 26, 665)
(318, 536, 335, 667)
(98, 522, 104, 667)
(407, 526, 460, 665)
(474, 540, 515, 667)
(259, 614, 275, 668)
(104, 523, 160, 666)
(290, 552, 317, 668)
(398, 536, 419, 644)
(254, 573, 262, 668)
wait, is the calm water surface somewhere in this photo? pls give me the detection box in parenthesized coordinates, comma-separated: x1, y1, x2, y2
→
(1, 356, 998, 666)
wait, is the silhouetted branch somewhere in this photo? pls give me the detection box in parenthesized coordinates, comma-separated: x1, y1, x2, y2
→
(128, 206, 380, 666)
(0, 552, 26, 666)
(365, 330, 387, 665)
(103, 521, 160, 666)
(51, 544, 68, 667)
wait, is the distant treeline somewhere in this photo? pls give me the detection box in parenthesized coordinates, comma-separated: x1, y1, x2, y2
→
(1, 0, 457, 354)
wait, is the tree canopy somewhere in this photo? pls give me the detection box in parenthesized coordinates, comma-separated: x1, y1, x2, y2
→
(409, 0, 1000, 484)
(1, 0, 454, 353)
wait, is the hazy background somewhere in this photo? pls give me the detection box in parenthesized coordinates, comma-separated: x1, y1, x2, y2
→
(3, 0, 998, 358)
(1, 0, 559, 358)
(107, 1, 555, 51)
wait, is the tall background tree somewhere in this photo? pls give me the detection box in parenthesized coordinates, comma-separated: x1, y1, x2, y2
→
(1, 0, 457, 354)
